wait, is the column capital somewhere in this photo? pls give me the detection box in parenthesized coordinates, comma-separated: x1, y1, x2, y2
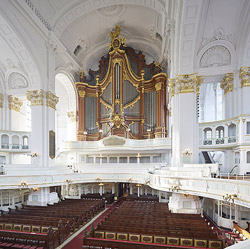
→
(220, 73, 233, 95)
(27, 89, 44, 106)
(8, 95, 23, 112)
(175, 73, 203, 94)
(240, 67, 250, 88)
(167, 79, 175, 98)
(46, 91, 59, 110)
(78, 90, 86, 98)
(0, 93, 3, 108)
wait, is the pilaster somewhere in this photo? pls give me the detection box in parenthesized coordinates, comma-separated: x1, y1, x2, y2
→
(27, 89, 58, 167)
(170, 73, 203, 166)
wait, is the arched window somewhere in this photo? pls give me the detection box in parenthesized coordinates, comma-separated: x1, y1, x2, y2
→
(22, 136, 29, 149)
(203, 128, 212, 145)
(1, 135, 9, 149)
(12, 135, 19, 149)
(216, 126, 224, 144)
(228, 123, 236, 143)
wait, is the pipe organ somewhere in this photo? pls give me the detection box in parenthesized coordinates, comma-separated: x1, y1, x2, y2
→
(76, 26, 168, 141)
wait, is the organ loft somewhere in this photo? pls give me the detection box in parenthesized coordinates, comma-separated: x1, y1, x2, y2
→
(75, 26, 168, 141)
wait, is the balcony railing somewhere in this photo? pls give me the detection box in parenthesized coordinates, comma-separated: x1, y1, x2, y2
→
(228, 136, 236, 143)
(216, 138, 224, 144)
(203, 139, 212, 145)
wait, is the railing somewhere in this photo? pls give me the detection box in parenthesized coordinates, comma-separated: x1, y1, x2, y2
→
(216, 138, 224, 144)
(1, 144, 29, 151)
(218, 173, 250, 181)
(203, 139, 212, 145)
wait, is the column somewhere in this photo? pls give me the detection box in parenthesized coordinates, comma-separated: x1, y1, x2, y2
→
(0, 93, 3, 129)
(170, 74, 203, 166)
(155, 74, 167, 138)
(76, 88, 86, 141)
(220, 73, 234, 119)
(27, 90, 58, 167)
(129, 184, 133, 195)
(111, 183, 115, 194)
(240, 67, 250, 115)
(138, 71, 145, 138)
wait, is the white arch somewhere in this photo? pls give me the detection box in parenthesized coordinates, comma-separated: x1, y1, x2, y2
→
(0, 14, 41, 91)
(54, 0, 165, 38)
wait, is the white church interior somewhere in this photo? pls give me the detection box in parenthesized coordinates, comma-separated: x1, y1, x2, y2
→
(0, 0, 250, 248)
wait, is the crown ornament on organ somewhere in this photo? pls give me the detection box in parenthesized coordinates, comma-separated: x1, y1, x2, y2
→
(109, 25, 126, 51)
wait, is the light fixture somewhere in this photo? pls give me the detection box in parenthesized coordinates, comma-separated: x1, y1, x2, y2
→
(83, 131, 87, 135)
(136, 184, 142, 187)
(182, 149, 192, 156)
(169, 185, 181, 192)
(98, 183, 104, 186)
(147, 128, 151, 132)
(65, 179, 72, 184)
(31, 152, 38, 157)
(18, 181, 29, 190)
(99, 129, 103, 133)
(222, 193, 237, 203)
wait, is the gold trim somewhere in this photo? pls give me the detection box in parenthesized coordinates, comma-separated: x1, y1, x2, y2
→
(46, 91, 59, 110)
(123, 95, 140, 110)
(168, 79, 175, 98)
(180, 238, 193, 246)
(176, 73, 203, 94)
(220, 73, 233, 95)
(79, 90, 86, 98)
(27, 89, 44, 106)
(155, 82, 162, 91)
(194, 239, 207, 248)
(141, 235, 153, 243)
(100, 98, 112, 110)
(154, 236, 166, 244)
(167, 237, 179, 245)
(208, 240, 222, 249)
(240, 67, 250, 87)
(8, 95, 23, 112)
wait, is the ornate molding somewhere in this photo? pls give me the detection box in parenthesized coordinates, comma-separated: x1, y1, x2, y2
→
(67, 111, 78, 122)
(167, 79, 175, 98)
(220, 73, 233, 95)
(46, 91, 59, 110)
(176, 74, 203, 94)
(155, 82, 162, 91)
(240, 67, 250, 88)
(27, 90, 44, 106)
(200, 45, 231, 68)
(79, 90, 86, 98)
(8, 72, 28, 89)
(0, 93, 3, 108)
(8, 95, 23, 112)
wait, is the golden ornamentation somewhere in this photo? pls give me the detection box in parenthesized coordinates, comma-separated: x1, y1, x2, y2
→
(46, 91, 59, 110)
(26, 89, 44, 106)
(168, 79, 175, 98)
(240, 67, 250, 87)
(100, 98, 112, 109)
(112, 115, 124, 128)
(154, 61, 163, 71)
(140, 70, 144, 80)
(78, 70, 85, 82)
(220, 73, 233, 95)
(8, 95, 23, 112)
(123, 95, 140, 110)
(78, 90, 86, 98)
(67, 111, 77, 122)
(109, 25, 126, 51)
(96, 75, 100, 85)
(176, 73, 203, 94)
(155, 82, 162, 91)
(0, 93, 3, 108)
(196, 75, 204, 95)
(242, 118, 246, 123)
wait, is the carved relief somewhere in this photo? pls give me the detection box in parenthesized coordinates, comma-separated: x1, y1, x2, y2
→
(46, 91, 59, 110)
(220, 73, 233, 95)
(97, 5, 125, 18)
(8, 72, 28, 89)
(176, 74, 203, 94)
(200, 45, 231, 68)
(167, 79, 175, 98)
(240, 67, 250, 88)
(0, 93, 3, 108)
(27, 90, 44, 106)
(8, 95, 23, 112)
